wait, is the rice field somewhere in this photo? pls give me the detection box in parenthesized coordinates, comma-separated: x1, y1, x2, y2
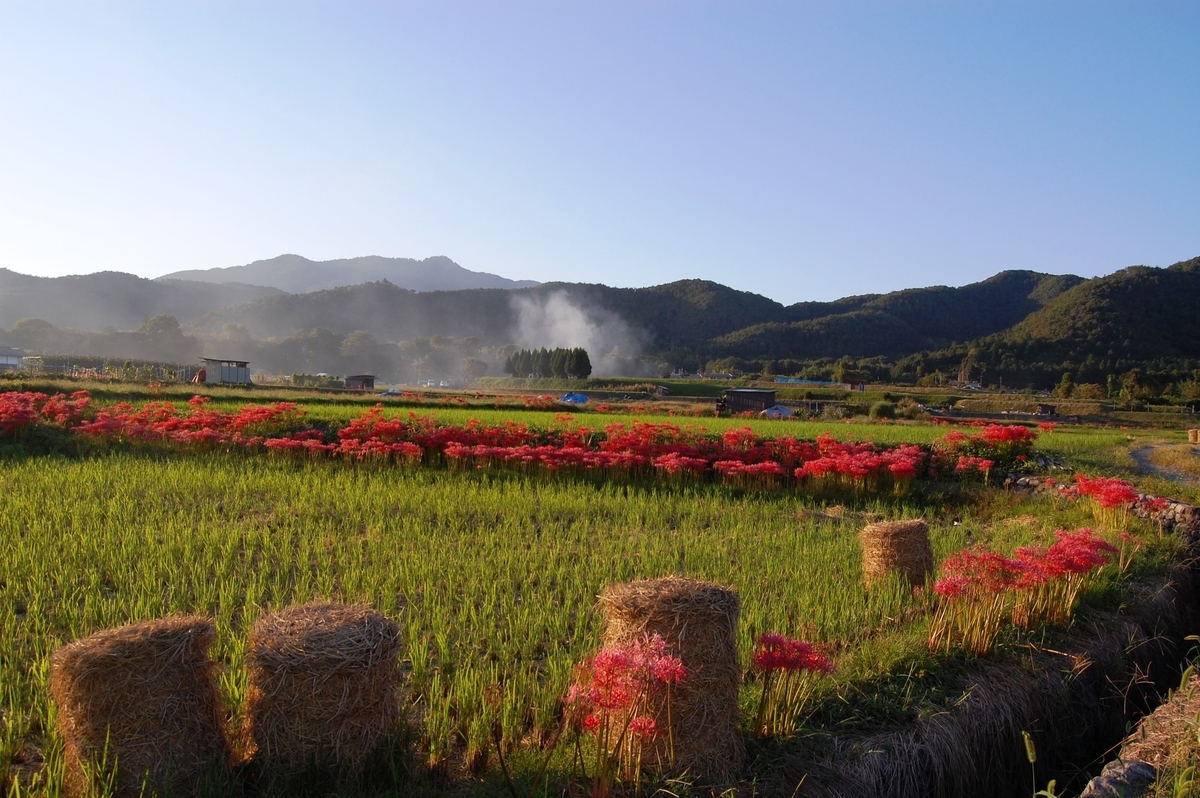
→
(0, 393, 1187, 796)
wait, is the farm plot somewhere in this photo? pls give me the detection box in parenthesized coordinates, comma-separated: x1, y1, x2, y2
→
(0, 392, 1186, 796)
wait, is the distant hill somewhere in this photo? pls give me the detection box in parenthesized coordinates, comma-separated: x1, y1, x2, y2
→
(160, 254, 539, 293)
(185, 270, 1078, 363)
(997, 256, 1200, 363)
(6, 254, 1198, 389)
(185, 279, 796, 349)
(0, 269, 282, 330)
(700, 270, 1082, 360)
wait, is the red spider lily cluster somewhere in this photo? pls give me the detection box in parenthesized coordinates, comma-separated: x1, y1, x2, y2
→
(955, 455, 996, 481)
(934, 424, 1037, 479)
(296, 413, 928, 491)
(929, 529, 1116, 655)
(2, 391, 937, 490)
(0, 391, 91, 436)
(566, 634, 687, 796)
(751, 633, 835, 674)
(1074, 474, 1138, 509)
(750, 633, 836, 737)
(75, 397, 307, 449)
(1073, 474, 1139, 527)
(1037, 421, 1057, 433)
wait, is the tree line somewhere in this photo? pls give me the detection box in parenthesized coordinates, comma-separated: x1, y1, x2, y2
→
(503, 348, 592, 379)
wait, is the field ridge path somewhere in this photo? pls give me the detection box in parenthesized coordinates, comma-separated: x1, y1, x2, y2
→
(1129, 444, 1200, 486)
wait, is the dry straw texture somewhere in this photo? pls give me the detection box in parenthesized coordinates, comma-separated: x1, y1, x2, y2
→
(1189, 429, 1198, 443)
(242, 603, 401, 780)
(859, 519, 933, 587)
(1119, 671, 1200, 771)
(48, 616, 230, 798)
(598, 576, 744, 782)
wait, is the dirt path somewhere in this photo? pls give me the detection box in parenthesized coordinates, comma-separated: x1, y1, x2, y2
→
(1129, 445, 1200, 486)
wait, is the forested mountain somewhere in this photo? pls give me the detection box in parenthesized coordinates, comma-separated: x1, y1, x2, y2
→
(1002, 257, 1200, 361)
(0, 269, 282, 330)
(184, 279, 799, 349)
(1, 256, 1197, 388)
(161, 254, 539, 293)
(709, 271, 1083, 360)
(183, 270, 1076, 359)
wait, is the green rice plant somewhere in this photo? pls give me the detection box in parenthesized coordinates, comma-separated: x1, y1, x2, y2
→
(0, 405, 1172, 796)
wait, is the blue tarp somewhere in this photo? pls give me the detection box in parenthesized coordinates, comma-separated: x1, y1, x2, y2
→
(560, 392, 589, 405)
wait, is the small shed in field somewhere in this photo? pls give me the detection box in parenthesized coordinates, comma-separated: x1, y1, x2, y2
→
(345, 374, 376, 390)
(0, 346, 25, 372)
(200, 358, 252, 385)
(724, 388, 776, 414)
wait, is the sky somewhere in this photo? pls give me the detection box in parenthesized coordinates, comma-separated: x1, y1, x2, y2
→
(0, 2, 1197, 305)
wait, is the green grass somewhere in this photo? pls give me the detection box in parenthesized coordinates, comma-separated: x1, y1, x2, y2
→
(1, 447, 1175, 796)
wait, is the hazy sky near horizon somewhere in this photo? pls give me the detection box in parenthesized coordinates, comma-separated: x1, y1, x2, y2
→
(1, 2, 1197, 304)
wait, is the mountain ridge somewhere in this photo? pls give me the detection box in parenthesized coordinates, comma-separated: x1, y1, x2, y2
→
(159, 254, 540, 294)
(3, 257, 1198, 388)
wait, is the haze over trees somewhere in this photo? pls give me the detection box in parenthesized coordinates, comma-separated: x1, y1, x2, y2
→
(1, 255, 1198, 389)
(503, 348, 593, 379)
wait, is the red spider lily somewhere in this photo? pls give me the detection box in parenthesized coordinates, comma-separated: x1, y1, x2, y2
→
(1139, 495, 1170, 515)
(1037, 421, 1057, 433)
(0, 390, 92, 436)
(1074, 474, 1138, 509)
(752, 633, 835, 674)
(929, 549, 1023, 655)
(75, 397, 305, 450)
(934, 424, 1037, 472)
(5, 391, 938, 493)
(932, 530, 1117, 651)
(1073, 473, 1138, 527)
(1009, 528, 1116, 627)
(1138, 495, 1171, 534)
(751, 633, 835, 737)
(955, 455, 994, 482)
(566, 634, 687, 796)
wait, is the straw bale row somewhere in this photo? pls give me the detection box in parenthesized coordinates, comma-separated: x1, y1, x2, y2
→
(49, 603, 400, 797)
(48, 525, 931, 795)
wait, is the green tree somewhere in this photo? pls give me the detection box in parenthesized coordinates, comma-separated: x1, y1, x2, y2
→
(461, 357, 489, 382)
(568, 348, 592, 379)
(1052, 372, 1074, 399)
(550, 348, 567, 378)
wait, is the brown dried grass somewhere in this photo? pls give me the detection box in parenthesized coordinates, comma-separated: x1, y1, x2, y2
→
(786, 567, 1198, 798)
(48, 616, 231, 798)
(859, 519, 933, 587)
(598, 576, 744, 783)
(1188, 429, 1198, 444)
(242, 603, 402, 780)
(1119, 671, 1200, 772)
(1147, 444, 1200, 479)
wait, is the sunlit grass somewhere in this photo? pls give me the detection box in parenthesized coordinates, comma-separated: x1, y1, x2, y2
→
(1, 387, 1192, 795)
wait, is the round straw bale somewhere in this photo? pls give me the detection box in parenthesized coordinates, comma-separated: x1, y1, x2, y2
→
(1189, 429, 1198, 444)
(242, 603, 401, 780)
(859, 519, 933, 587)
(48, 616, 231, 798)
(598, 576, 744, 782)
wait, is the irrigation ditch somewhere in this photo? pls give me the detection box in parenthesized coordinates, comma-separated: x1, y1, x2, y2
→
(778, 503, 1200, 798)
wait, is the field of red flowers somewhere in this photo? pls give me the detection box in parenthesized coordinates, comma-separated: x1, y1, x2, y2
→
(0, 390, 1058, 494)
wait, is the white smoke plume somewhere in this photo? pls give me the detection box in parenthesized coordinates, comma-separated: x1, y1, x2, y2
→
(509, 292, 655, 377)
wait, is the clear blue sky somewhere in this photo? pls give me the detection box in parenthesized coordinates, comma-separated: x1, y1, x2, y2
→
(1, 2, 1196, 304)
